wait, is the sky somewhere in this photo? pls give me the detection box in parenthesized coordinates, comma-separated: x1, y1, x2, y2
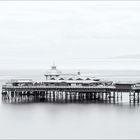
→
(0, 1, 140, 70)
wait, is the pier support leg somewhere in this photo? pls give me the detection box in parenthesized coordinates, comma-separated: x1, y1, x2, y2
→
(105, 92, 107, 101)
(129, 91, 136, 104)
(138, 92, 140, 103)
(113, 91, 115, 103)
(121, 92, 122, 100)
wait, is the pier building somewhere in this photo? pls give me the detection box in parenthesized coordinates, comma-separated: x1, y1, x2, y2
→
(44, 65, 112, 86)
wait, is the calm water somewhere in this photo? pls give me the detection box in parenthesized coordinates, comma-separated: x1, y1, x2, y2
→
(1, 69, 140, 139)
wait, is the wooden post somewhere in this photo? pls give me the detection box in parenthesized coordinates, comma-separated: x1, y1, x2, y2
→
(138, 92, 140, 103)
(121, 92, 122, 100)
(113, 91, 115, 103)
(129, 92, 131, 103)
(108, 92, 111, 103)
(134, 92, 135, 103)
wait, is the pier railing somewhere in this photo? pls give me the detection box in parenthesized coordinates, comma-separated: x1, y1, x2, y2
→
(2, 84, 137, 93)
(2, 85, 116, 90)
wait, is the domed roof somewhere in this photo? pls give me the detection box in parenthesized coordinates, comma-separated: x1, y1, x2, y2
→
(45, 65, 62, 76)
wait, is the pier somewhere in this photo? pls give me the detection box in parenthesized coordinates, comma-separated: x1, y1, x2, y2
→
(2, 83, 140, 104)
(1, 65, 140, 104)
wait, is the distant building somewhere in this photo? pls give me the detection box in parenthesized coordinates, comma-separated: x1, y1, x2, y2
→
(115, 82, 136, 90)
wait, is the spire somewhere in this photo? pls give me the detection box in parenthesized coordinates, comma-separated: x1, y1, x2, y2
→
(51, 61, 56, 70)
(77, 70, 81, 75)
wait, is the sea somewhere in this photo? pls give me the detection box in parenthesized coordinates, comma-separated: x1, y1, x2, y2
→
(0, 69, 140, 139)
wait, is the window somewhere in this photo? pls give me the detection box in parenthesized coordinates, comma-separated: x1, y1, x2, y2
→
(59, 78, 64, 80)
(68, 78, 73, 80)
(76, 78, 83, 80)
(50, 78, 55, 80)
(86, 78, 91, 80)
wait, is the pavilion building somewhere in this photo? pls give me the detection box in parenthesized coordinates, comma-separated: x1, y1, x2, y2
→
(44, 65, 112, 86)
(4, 65, 113, 87)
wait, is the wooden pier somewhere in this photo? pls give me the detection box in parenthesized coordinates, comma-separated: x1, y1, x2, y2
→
(2, 65, 140, 104)
(2, 84, 140, 104)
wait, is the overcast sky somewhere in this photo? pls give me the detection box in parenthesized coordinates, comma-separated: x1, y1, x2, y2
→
(0, 1, 140, 70)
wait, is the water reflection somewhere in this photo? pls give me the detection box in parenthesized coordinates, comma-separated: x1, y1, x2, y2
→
(2, 94, 140, 108)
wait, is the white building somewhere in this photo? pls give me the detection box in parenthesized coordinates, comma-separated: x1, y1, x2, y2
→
(5, 65, 113, 87)
(44, 65, 112, 86)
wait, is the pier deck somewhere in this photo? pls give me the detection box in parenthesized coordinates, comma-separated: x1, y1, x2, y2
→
(2, 84, 140, 103)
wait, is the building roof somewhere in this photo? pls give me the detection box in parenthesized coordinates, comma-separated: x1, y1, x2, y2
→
(7, 79, 33, 84)
(47, 75, 96, 81)
(45, 65, 62, 76)
(43, 80, 101, 84)
(10, 79, 33, 83)
(44, 65, 113, 84)
(115, 81, 136, 85)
